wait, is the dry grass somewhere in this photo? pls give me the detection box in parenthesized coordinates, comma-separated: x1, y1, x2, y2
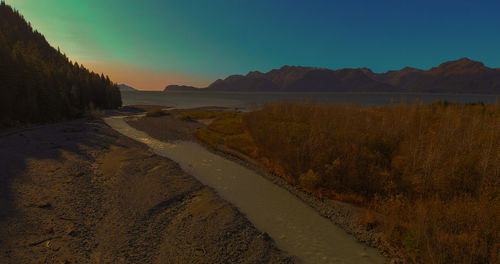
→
(145, 108, 170, 117)
(195, 101, 500, 263)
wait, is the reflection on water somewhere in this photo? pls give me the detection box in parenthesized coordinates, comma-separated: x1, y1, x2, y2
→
(122, 90, 500, 109)
(104, 117, 386, 264)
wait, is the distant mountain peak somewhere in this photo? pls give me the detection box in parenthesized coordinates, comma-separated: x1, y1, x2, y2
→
(456, 57, 480, 64)
(434, 58, 485, 72)
(118, 84, 137, 91)
(359, 67, 373, 73)
(400, 66, 422, 72)
(278, 65, 314, 71)
(246, 70, 264, 78)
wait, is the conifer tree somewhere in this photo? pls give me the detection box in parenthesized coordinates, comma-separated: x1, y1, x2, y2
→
(0, 3, 122, 127)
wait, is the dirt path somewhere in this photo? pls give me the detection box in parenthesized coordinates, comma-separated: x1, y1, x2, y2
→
(0, 119, 293, 263)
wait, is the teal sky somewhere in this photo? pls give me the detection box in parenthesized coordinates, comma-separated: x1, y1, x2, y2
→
(9, 0, 500, 90)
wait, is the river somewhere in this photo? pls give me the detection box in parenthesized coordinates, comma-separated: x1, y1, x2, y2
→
(104, 116, 386, 264)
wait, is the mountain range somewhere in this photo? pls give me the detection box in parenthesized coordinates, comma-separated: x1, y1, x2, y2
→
(164, 58, 500, 94)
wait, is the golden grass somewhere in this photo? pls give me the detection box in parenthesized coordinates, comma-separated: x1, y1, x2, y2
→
(194, 101, 500, 263)
(145, 108, 170, 117)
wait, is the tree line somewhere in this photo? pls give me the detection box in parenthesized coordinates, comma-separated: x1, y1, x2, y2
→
(0, 3, 121, 128)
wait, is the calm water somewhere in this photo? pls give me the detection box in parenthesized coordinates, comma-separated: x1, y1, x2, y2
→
(104, 116, 387, 264)
(122, 91, 500, 109)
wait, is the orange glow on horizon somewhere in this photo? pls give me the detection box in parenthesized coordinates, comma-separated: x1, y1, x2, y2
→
(81, 61, 214, 91)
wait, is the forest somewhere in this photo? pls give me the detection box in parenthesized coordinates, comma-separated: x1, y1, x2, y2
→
(0, 3, 121, 128)
(195, 101, 499, 263)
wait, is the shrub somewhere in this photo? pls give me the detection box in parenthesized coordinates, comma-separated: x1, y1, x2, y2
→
(299, 169, 321, 190)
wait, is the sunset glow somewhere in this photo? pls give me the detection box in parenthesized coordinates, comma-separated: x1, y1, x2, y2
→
(9, 0, 500, 90)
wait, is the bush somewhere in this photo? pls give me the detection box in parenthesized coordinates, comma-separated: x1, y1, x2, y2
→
(299, 169, 321, 190)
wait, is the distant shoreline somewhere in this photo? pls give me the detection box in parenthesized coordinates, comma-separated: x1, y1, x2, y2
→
(120, 91, 500, 111)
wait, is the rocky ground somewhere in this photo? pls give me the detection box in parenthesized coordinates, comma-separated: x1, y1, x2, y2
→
(127, 114, 203, 142)
(0, 118, 293, 264)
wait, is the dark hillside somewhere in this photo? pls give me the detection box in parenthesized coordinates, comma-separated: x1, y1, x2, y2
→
(166, 59, 500, 94)
(164, 84, 200, 91)
(0, 3, 121, 127)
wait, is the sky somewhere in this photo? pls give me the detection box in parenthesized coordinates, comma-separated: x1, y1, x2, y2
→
(9, 0, 500, 90)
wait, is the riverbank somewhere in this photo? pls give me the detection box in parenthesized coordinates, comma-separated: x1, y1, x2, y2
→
(0, 117, 293, 263)
(113, 114, 386, 263)
(127, 104, 500, 263)
(126, 108, 396, 262)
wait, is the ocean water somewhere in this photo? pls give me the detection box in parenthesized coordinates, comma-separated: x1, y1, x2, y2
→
(121, 91, 500, 109)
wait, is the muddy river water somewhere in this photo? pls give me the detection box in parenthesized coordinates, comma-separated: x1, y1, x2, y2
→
(104, 117, 386, 264)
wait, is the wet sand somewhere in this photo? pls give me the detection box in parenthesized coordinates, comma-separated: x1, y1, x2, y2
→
(0, 119, 293, 263)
